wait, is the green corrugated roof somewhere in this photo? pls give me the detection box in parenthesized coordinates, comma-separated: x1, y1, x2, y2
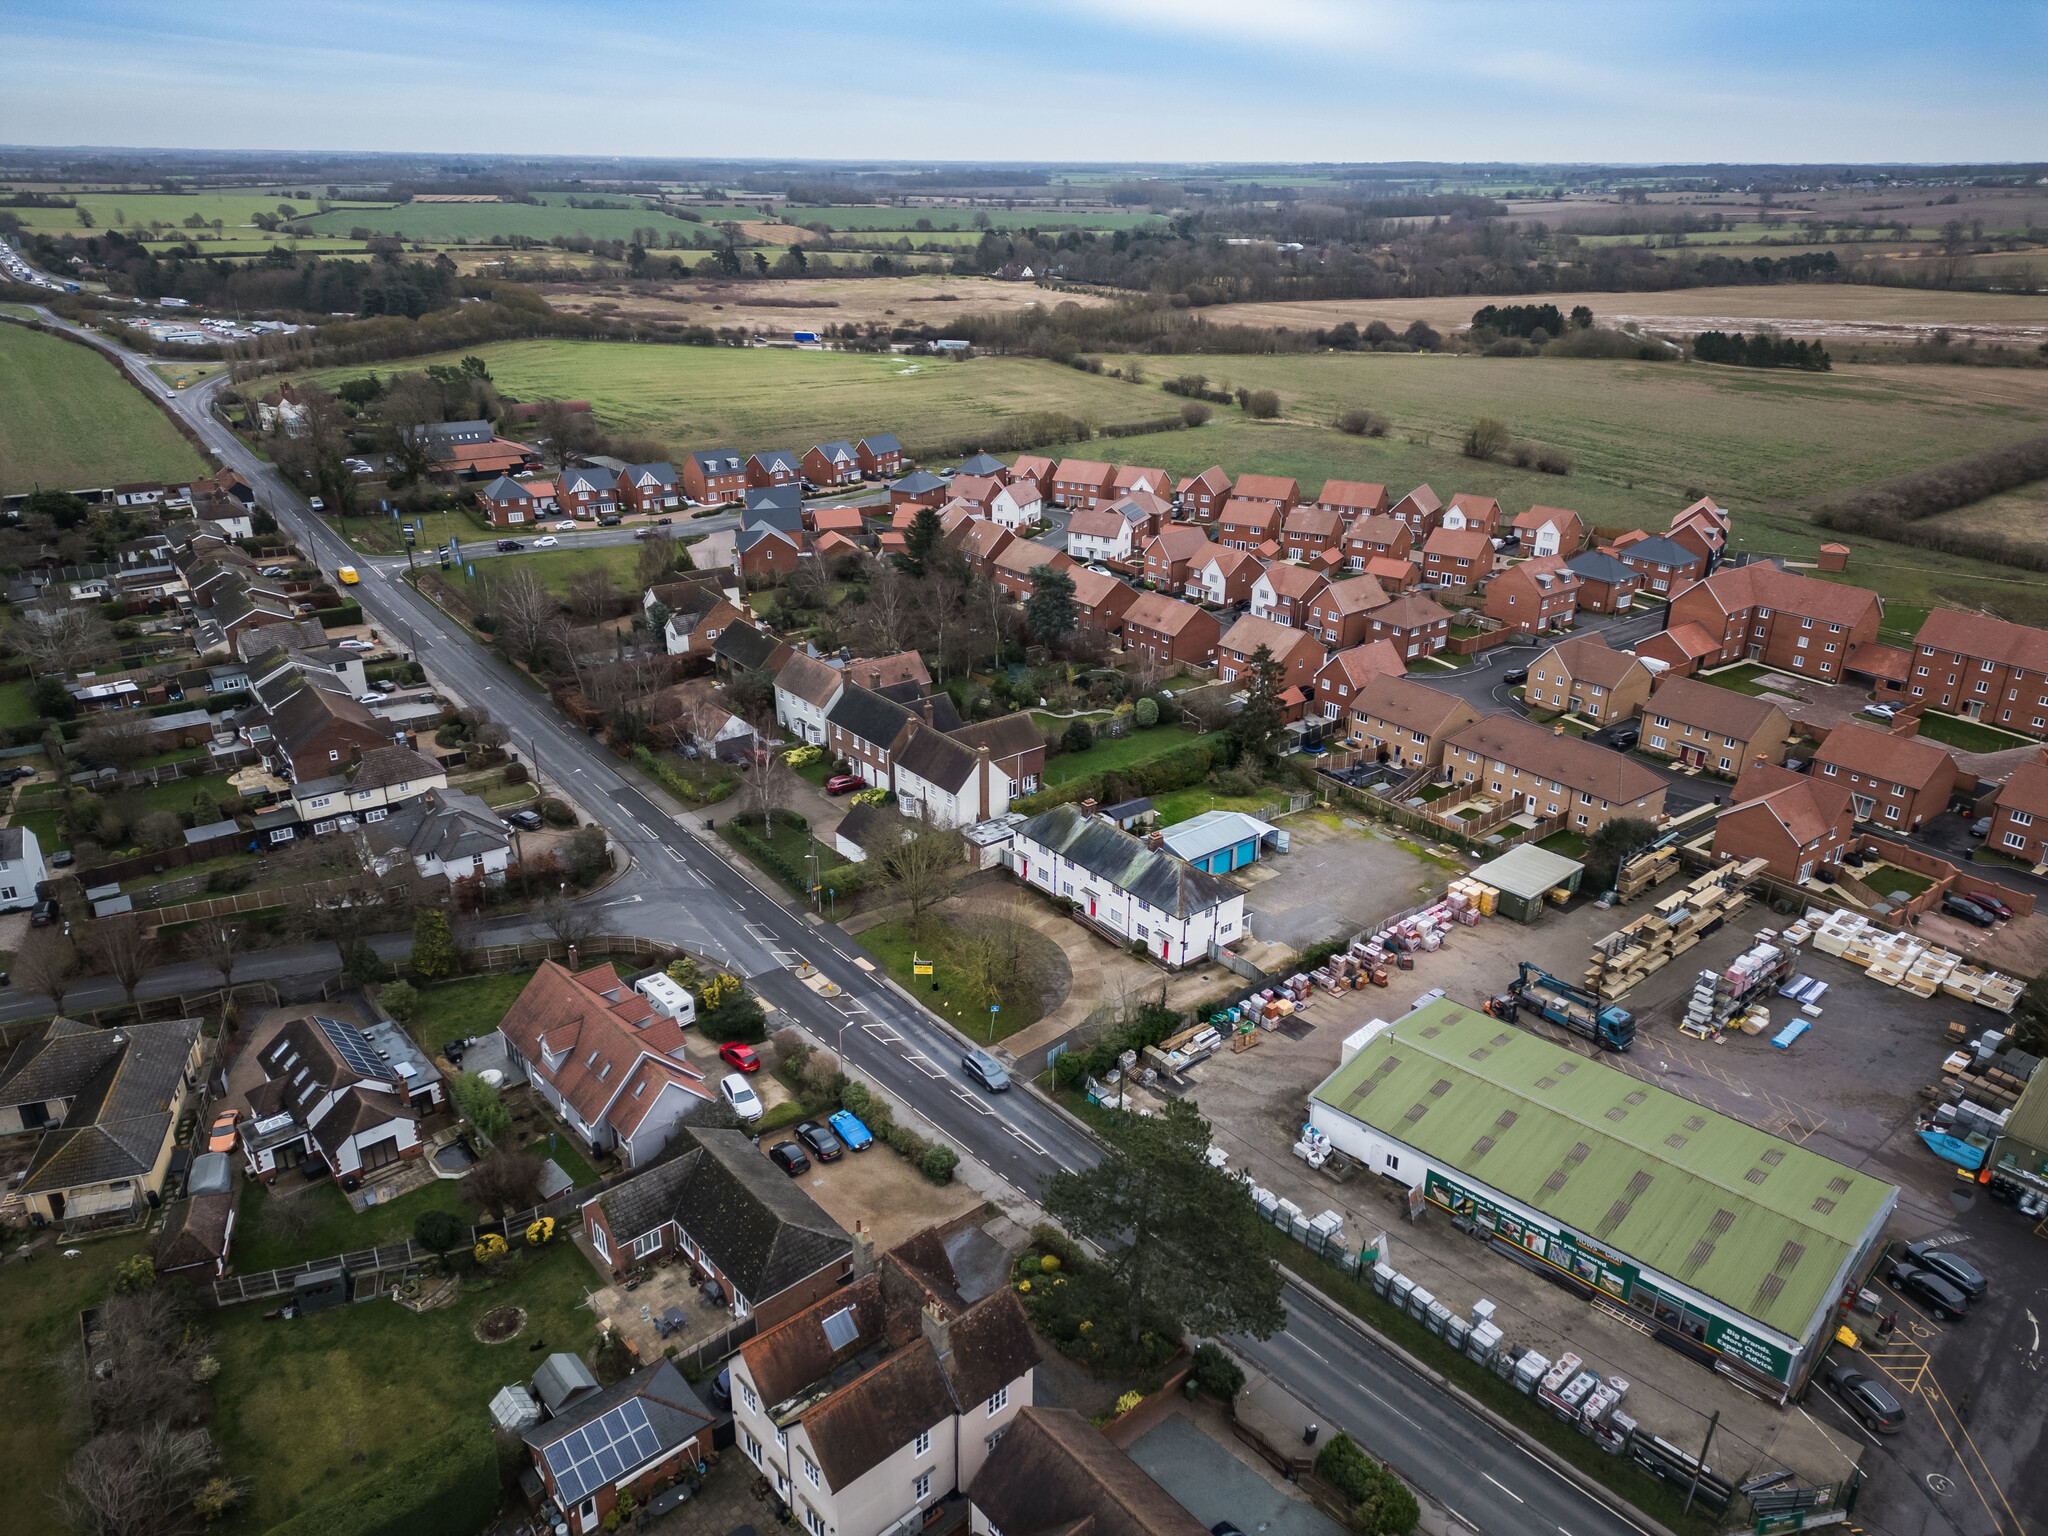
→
(2005, 1071, 2048, 1156)
(1312, 1003, 1894, 1337)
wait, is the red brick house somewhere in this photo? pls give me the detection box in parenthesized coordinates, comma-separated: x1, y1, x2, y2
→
(1389, 484, 1444, 539)
(1670, 496, 1729, 563)
(958, 518, 1016, 575)
(1420, 527, 1494, 594)
(1280, 504, 1346, 563)
(1365, 555, 1420, 593)
(1218, 497, 1282, 551)
(1218, 613, 1324, 690)
(1051, 459, 1116, 509)
(942, 473, 1002, 514)
(745, 450, 802, 489)
(1663, 564, 1882, 682)
(1176, 466, 1232, 523)
(522, 1357, 716, 1536)
(1009, 455, 1056, 498)
(1143, 526, 1214, 590)
(1713, 768, 1855, 885)
(1364, 593, 1454, 660)
(1812, 724, 1962, 831)
(1114, 465, 1172, 499)
(1441, 493, 1501, 537)
(558, 465, 619, 519)
(802, 440, 861, 487)
(1120, 592, 1220, 669)
(1315, 480, 1390, 519)
(806, 505, 866, 538)
(1305, 575, 1392, 648)
(990, 538, 1072, 601)
(1612, 535, 1704, 598)
(1249, 562, 1328, 628)
(1563, 550, 1643, 614)
(1484, 554, 1580, 633)
(1230, 473, 1300, 510)
(1987, 750, 2048, 866)
(734, 524, 807, 581)
(616, 461, 681, 515)
(1343, 514, 1411, 569)
(683, 448, 747, 504)
(1312, 641, 1407, 730)
(856, 434, 903, 477)
(1911, 608, 2048, 734)
(888, 470, 948, 508)
(1067, 566, 1138, 637)
(1441, 715, 1668, 833)
(479, 475, 543, 527)
(1347, 673, 1480, 767)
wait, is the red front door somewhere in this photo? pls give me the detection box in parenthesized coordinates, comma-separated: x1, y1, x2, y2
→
(1088, 896, 1097, 917)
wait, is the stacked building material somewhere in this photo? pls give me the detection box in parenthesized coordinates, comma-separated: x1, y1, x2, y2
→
(1583, 858, 1768, 1001)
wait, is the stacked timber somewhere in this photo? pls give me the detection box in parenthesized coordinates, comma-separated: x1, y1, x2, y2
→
(1583, 858, 1768, 1001)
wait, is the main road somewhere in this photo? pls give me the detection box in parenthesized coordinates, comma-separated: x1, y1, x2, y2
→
(31, 309, 1666, 1536)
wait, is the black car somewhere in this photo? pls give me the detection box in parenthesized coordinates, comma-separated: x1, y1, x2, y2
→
(1902, 1242, 1987, 1298)
(795, 1120, 844, 1162)
(1960, 889, 2014, 921)
(710, 1367, 731, 1409)
(767, 1141, 811, 1177)
(504, 809, 543, 831)
(1502, 667, 1530, 685)
(598, 515, 622, 526)
(1822, 1364, 1906, 1432)
(495, 539, 524, 551)
(1942, 894, 1996, 929)
(1888, 1262, 1969, 1320)
(30, 897, 58, 927)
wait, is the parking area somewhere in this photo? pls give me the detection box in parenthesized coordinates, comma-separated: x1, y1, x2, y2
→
(1233, 813, 1451, 954)
(756, 1130, 985, 1255)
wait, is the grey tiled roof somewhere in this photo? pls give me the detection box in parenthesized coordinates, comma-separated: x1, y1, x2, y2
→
(5, 1017, 202, 1195)
(826, 683, 914, 751)
(1014, 803, 1239, 917)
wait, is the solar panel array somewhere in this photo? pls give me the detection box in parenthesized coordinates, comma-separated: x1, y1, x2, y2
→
(313, 1016, 385, 1078)
(543, 1399, 663, 1504)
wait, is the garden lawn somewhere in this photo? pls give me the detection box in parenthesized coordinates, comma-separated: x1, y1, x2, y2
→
(854, 916, 1043, 1042)
(1696, 663, 1789, 697)
(231, 1176, 470, 1274)
(407, 968, 538, 1050)
(523, 1132, 597, 1188)
(1538, 830, 1589, 859)
(449, 541, 643, 602)
(1865, 865, 1935, 902)
(1147, 783, 1291, 826)
(209, 1237, 595, 1531)
(1037, 724, 1225, 788)
(1912, 711, 2034, 753)
(10, 806, 64, 854)
(0, 321, 209, 495)
(0, 680, 39, 728)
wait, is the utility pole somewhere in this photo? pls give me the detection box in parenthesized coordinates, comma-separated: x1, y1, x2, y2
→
(1681, 1410, 1719, 1517)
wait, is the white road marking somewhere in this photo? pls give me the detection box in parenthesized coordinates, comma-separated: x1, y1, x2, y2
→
(1005, 1126, 1048, 1157)
(953, 1089, 997, 1116)
(1483, 1473, 1524, 1504)
(1283, 1335, 1329, 1365)
(745, 923, 779, 942)
(903, 1053, 947, 1079)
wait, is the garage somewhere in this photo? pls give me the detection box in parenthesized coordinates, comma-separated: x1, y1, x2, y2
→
(1160, 810, 1285, 874)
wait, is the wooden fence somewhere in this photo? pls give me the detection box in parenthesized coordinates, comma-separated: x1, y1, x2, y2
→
(145, 871, 447, 931)
(0, 982, 279, 1053)
(448, 933, 690, 978)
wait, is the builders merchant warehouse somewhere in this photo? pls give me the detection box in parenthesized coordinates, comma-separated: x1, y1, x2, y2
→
(1307, 1002, 1897, 1401)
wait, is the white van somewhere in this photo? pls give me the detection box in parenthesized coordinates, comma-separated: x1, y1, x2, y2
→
(633, 972, 696, 1026)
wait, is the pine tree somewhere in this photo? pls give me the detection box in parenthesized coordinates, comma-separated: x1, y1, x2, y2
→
(899, 504, 946, 578)
(411, 909, 457, 981)
(1024, 565, 1077, 647)
(1227, 644, 1288, 764)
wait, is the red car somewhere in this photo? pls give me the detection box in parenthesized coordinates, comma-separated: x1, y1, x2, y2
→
(720, 1041, 760, 1073)
(824, 774, 864, 796)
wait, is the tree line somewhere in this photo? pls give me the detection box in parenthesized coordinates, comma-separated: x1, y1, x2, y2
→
(1691, 330, 1832, 370)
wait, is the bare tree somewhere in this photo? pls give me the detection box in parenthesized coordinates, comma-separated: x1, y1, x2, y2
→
(79, 715, 161, 773)
(568, 566, 622, 622)
(635, 531, 677, 590)
(533, 399, 598, 474)
(857, 558, 911, 651)
(63, 1287, 213, 1435)
(182, 922, 241, 994)
(270, 385, 361, 522)
(743, 726, 799, 838)
(536, 893, 599, 950)
(8, 601, 115, 675)
(18, 927, 80, 1015)
(87, 914, 156, 1020)
(492, 566, 560, 669)
(873, 818, 965, 931)
(56, 1423, 222, 1536)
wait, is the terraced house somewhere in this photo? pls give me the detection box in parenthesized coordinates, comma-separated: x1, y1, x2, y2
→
(1442, 714, 1669, 833)
(1640, 675, 1794, 773)
(1653, 565, 1882, 682)
(1011, 803, 1247, 964)
(1811, 724, 1961, 831)
(1523, 635, 1651, 726)
(1346, 673, 1478, 768)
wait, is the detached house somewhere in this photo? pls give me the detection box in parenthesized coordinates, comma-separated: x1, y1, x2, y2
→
(1008, 455, 1055, 498)
(1230, 473, 1300, 510)
(1119, 592, 1221, 670)
(1012, 802, 1248, 964)
(1812, 725, 1961, 831)
(1050, 459, 1116, 509)
(746, 450, 803, 489)
(1484, 553, 1580, 634)
(1524, 635, 1652, 726)
(1442, 715, 1669, 834)
(1280, 505, 1346, 562)
(1346, 673, 1479, 767)
(856, 434, 903, 478)
(616, 462, 681, 514)
(1365, 593, 1453, 659)
(1218, 613, 1324, 691)
(1176, 466, 1232, 522)
(1067, 567, 1137, 639)
(683, 449, 747, 504)
(500, 961, 715, 1167)
(1065, 508, 1140, 564)
(1114, 465, 1173, 500)
(946, 473, 1005, 515)
(1987, 750, 2048, 867)
(1315, 480, 1391, 519)
(1249, 563, 1328, 629)
(1143, 526, 1214, 591)
(888, 470, 948, 508)
(557, 465, 618, 519)
(1389, 484, 1444, 539)
(1714, 768, 1856, 886)
(734, 524, 808, 582)
(1305, 575, 1391, 648)
(364, 787, 514, 884)
(232, 1012, 444, 1182)
(969, 1407, 1211, 1536)
(1511, 505, 1584, 559)
(480, 475, 542, 527)
(1441, 493, 1501, 537)
(986, 479, 1043, 531)
(1420, 527, 1495, 594)
(1217, 497, 1282, 552)
(1640, 674, 1794, 773)
(1188, 544, 1262, 608)
(1612, 535, 1704, 598)
(1565, 550, 1643, 614)
(803, 441, 861, 487)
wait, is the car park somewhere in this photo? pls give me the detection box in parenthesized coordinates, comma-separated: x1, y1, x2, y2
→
(795, 1121, 844, 1162)
(534, 536, 558, 548)
(1960, 889, 2013, 921)
(767, 1141, 810, 1176)
(962, 1050, 1009, 1091)
(1942, 894, 1996, 928)
(206, 1108, 241, 1153)
(827, 1109, 872, 1151)
(1888, 1261, 1969, 1320)
(720, 1073, 763, 1123)
(719, 1041, 760, 1073)
(1821, 1364, 1906, 1432)
(1902, 1241, 1987, 1297)
(504, 809, 542, 831)
(824, 774, 864, 795)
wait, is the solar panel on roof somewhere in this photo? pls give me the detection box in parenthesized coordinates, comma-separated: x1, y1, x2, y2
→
(821, 1305, 860, 1351)
(550, 1399, 664, 1506)
(313, 1016, 385, 1078)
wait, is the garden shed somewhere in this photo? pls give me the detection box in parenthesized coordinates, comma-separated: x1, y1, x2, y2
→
(1468, 844, 1584, 924)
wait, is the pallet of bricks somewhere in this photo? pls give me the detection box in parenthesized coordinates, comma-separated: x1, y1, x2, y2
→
(1938, 1034, 2039, 1112)
(1584, 858, 1769, 1002)
(1682, 930, 1799, 1040)
(1803, 907, 2024, 1012)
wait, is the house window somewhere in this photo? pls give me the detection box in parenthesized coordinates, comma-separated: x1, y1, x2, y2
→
(2013, 811, 2034, 828)
(592, 1225, 610, 1261)
(631, 1230, 661, 1259)
(987, 1385, 1009, 1416)
(915, 1429, 931, 1457)
(744, 1430, 762, 1462)
(914, 1471, 932, 1501)
(2006, 831, 2028, 850)
(804, 1509, 825, 1536)
(741, 1382, 758, 1412)
(1823, 764, 1837, 776)
(802, 1452, 820, 1488)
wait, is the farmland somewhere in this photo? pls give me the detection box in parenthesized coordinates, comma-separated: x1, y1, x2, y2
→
(751, 204, 1169, 234)
(297, 198, 686, 244)
(533, 272, 1108, 329)
(0, 321, 209, 494)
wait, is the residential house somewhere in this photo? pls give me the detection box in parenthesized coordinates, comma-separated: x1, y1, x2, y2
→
(1279, 504, 1346, 564)
(1176, 466, 1232, 523)
(957, 518, 1017, 576)
(1524, 635, 1652, 726)
(893, 726, 1012, 828)
(480, 475, 542, 527)
(888, 470, 948, 508)
(1484, 554, 1581, 634)
(985, 480, 1043, 531)
(1050, 459, 1116, 509)
(1217, 497, 1282, 552)
(947, 473, 1006, 515)
(1639, 675, 1793, 773)
(0, 1017, 204, 1228)
(500, 961, 716, 1168)
(255, 384, 308, 433)
(262, 685, 394, 781)
(0, 826, 43, 911)
(807, 506, 866, 540)
(1564, 550, 1644, 614)
(1310, 641, 1406, 729)
(1612, 535, 1704, 598)
(1114, 465, 1173, 500)
(1911, 608, 2048, 734)
(1249, 563, 1328, 629)
(1143, 525, 1213, 590)
(1230, 473, 1300, 510)
(1510, 505, 1584, 559)
(748, 485, 805, 520)
(803, 441, 861, 487)
(1344, 672, 1477, 765)
(617, 462, 681, 514)
(523, 1359, 714, 1536)
(1388, 484, 1445, 539)
(1008, 455, 1055, 499)
(1987, 750, 2048, 867)
(827, 684, 917, 789)
(1660, 564, 1882, 682)
(1119, 592, 1221, 670)
(290, 745, 448, 829)
(1631, 620, 1726, 679)
(580, 1126, 852, 1313)
(989, 538, 1072, 602)
(1441, 715, 1670, 833)
(1188, 545, 1262, 608)
(1068, 566, 1138, 638)
(1304, 575, 1392, 648)
(1342, 514, 1411, 570)
(1420, 527, 1495, 594)
(1365, 556, 1420, 593)
(734, 525, 808, 582)
(1012, 802, 1248, 964)
(1364, 593, 1453, 659)
(1065, 508, 1140, 564)
(948, 712, 1046, 796)
(968, 1407, 1210, 1536)
(663, 593, 748, 659)
(1812, 725, 1961, 831)
(365, 787, 515, 883)
(1713, 765, 1855, 885)
(727, 1230, 1038, 1536)
(1315, 480, 1391, 520)
(1218, 613, 1324, 691)
(558, 465, 619, 519)
(231, 1012, 444, 1182)
(683, 449, 748, 504)
(956, 452, 1007, 480)
(747, 450, 803, 489)
(1441, 493, 1501, 537)
(111, 480, 168, 507)
(856, 434, 903, 478)
(1670, 496, 1730, 564)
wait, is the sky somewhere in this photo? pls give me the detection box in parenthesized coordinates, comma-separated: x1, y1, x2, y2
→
(5, 0, 2042, 165)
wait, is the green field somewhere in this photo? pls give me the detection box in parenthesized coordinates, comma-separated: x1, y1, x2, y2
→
(299, 199, 681, 244)
(446, 541, 644, 603)
(767, 204, 1168, 234)
(0, 321, 210, 494)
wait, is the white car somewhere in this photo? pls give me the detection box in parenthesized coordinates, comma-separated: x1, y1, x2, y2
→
(357, 693, 384, 706)
(308, 497, 325, 511)
(1863, 701, 1900, 721)
(555, 520, 575, 531)
(336, 638, 375, 651)
(720, 1072, 763, 1123)
(534, 535, 559, 548)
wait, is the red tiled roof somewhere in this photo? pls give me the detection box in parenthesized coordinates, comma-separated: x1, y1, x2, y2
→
(1053, 459, 1112, 483)
(1725, 779, 1850, 849)
(1233, 473, 1299, 502)
(1996, 756, 2048, 819)
(1221, 612, 1321, 661)
(1257, 562, 1326, 600)
(1317, 640, 1407, 692)
(1364, 556, 1416, 586)
(1843, 641, 1912, 682)
(498, 962, 709, 1133)
(1123, 591, 1211, 635)
(1176, 466, 1232, 497)
(1317, 480, 1389, 512)
(1318, 575, 1390, 616)
(1372, 593, 1452, 630)
(1145, 526, 1213, 563)
(1916, 608, 2048, 674)
(1814, 722, 1955, 790)
(1423, 527, 1493, 562)
(1391, 484, 1442, 519)
(1693, 564, 1879, 628)
(1281, 505, 1344, 539)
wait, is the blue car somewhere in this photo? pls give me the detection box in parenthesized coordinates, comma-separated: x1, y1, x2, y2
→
(828, 1109, 874, 1151)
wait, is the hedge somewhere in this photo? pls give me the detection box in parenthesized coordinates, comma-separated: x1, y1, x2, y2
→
(632, 745, 736, 806)
(313, 602, 365, 629)
(1316, 1433, 1421, 1536)
(1013, 739, 1215, 815)
(729, 818, 864, 900)
(261, 1422, 498, 1536)
(842, 1081, 954, 1184)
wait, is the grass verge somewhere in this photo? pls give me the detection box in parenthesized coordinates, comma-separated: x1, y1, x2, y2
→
(854, 915, 1045, 1042)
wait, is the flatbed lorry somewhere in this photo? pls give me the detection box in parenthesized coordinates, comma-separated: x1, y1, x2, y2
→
(1488, 961, 1635, 1051)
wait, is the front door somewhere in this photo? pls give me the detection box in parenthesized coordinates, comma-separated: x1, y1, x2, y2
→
(1964, 701, 1983, 719)
(1088, 895, 1097, 918)
(1748, 645, 1763, 661)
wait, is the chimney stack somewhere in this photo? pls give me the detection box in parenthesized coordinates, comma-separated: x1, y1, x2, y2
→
(869, 667, 881, 690)
(851, 1220, 875, 1280)
(978, 742, 992, 821)
(921, 696, 933, 725)
(920, 1301, 953, 1361)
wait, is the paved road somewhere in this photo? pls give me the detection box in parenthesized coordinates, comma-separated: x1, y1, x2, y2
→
(34, 311, 1696, 1536)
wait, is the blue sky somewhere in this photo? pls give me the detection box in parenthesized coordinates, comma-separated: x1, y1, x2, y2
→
(6, 1, 2041, 164)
